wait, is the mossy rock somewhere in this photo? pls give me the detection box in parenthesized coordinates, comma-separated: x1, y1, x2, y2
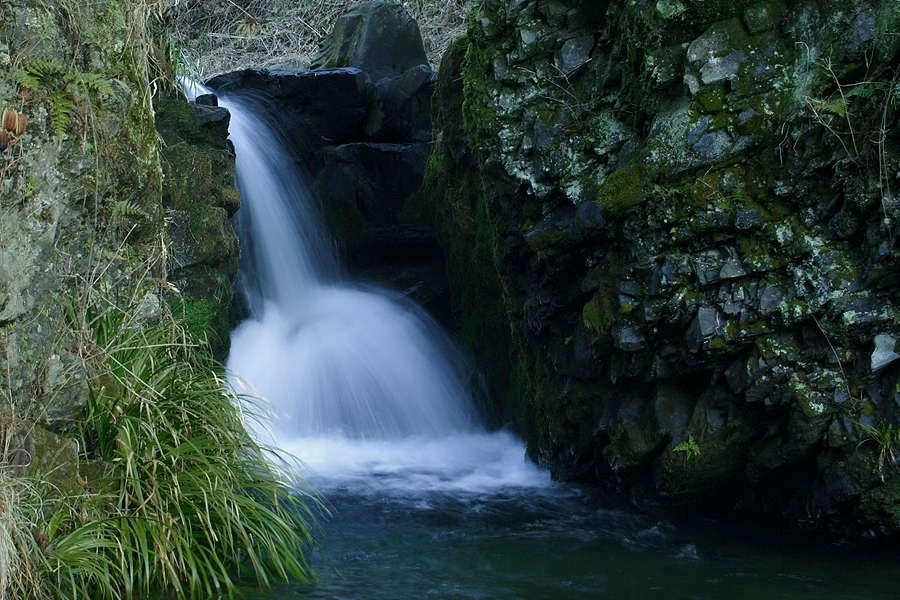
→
(595, 165, 646, 216)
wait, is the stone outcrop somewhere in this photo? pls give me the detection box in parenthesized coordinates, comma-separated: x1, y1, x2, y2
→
(156, 96, 240, 358)
(413, 0, 900, 537)
(1, 1, 240, 421)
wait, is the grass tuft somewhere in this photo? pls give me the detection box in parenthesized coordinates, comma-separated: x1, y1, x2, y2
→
(1, 292, 319, 599)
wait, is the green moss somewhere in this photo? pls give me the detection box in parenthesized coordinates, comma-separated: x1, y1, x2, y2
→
(595, 164, 645, 215)
(461, 41, 498, 150)
(696, 86, 726, 112)
(583, 291, 615, 335)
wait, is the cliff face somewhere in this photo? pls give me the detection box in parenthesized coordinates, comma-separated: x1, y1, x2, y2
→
(414, 0, 900, 536)
(0, 0, 238, 423)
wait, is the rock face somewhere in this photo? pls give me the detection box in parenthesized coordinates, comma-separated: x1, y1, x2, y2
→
(0, 1, 240, 420)
(156, 96, 240, 359)
(207, 1, 449, 320)
(413, 0, 900, 537)
(1, 0, 164, 426)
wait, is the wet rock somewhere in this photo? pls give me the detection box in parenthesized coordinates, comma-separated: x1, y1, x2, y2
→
(318, 142, 430, 227)
(208, 68, 374, 146)
(195, 93, 218, 106)
(413, 0, 900, 538)
(692, 130, 732, 160)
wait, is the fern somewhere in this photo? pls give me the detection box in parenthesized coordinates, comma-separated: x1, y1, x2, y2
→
(109, 199, 147, 228)
(71, 72, 113, 101)
(822, 97, 847, 117)
(15, 59, 66, 90)
(47, 90, 74, 138)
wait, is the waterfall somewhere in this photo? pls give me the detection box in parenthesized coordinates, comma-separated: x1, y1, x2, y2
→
(182, 80, 549, 494)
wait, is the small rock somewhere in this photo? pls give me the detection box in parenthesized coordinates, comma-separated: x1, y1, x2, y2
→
(693, 250, 722, 286)
(735, 208, 762, 230)
(656, 0, 686, 20)
(687, 26, 730, 65)
(400, 64, 432, 95)
(684, 73, 701, 95)
(135, 291, 163, 324)
(758, 284, 782, 315)
(697, 305, 722, 337)
(851, 11, 876, 48)
(615, 325, 646, 352)
(686, 116, 711, 144)
(871, 334, 899, 372)
(194, 93, 218, 106)
(700, 51, 746, 84)
(520, 29, 538, 46)
(693, 131, 731, 160)
(719, 258, 747, 281)
(556, 35, 594, 74)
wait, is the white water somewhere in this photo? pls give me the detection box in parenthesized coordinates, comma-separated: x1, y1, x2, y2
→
(183, 82, 550, 494)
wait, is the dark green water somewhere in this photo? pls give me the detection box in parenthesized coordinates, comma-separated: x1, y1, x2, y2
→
(248, 486, 899, 600)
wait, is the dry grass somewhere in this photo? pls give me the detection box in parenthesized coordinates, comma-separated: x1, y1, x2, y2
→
(168, 0, 471, 78)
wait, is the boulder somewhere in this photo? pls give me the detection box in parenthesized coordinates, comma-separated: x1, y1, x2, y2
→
(309, 0, 430, 82)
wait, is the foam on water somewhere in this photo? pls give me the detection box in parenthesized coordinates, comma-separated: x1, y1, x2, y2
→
(180, 79, 551, 494)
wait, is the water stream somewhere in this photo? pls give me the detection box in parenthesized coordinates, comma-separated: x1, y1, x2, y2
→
(184, 83, 899, 599)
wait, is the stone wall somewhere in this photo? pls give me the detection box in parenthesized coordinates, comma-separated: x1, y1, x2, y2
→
(414, 0, 900, 537)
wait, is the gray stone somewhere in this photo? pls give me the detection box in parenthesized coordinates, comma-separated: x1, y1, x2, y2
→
(693, 250, 722, 286)
(684, 73, 701, 95)
(719, 258, 747, 281)
(656, 0, 687, 20)
(686, 115, 710, 144)
(735, 208, 762, 230)
(738, 108, 756, 122)
(615, 325, 646, 351)
(557, 35, 594, 74)
(693, 131, 731, 160)
(851, 11, 876, 48)
(135, 291, 163, 324)
(871, 334, 899, 372)
(520, 29, 538, 46)
(700, 51, 746, 84)
(697, 305, 722, 337)
(758, 284, 782, 315)
(686, 25, 730, 65)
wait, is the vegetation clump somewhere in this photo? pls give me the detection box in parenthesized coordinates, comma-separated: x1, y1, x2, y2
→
(0, 296, 317, 599)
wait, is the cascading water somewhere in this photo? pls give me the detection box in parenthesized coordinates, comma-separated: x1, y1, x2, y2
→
(172, 83, 900, 600)
(182, 82, 549, 493)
